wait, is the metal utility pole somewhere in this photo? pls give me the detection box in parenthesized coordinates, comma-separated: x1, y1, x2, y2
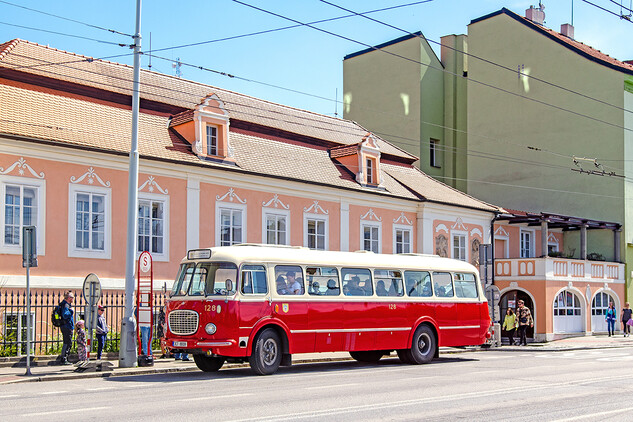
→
(119, 0, 142, 368)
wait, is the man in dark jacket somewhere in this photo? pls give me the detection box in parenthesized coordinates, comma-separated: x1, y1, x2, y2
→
(58, 291, 75, 365)
(95, 305, 108, 360)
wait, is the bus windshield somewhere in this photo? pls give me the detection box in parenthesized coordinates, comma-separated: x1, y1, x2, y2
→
(171, 262, 238, 296)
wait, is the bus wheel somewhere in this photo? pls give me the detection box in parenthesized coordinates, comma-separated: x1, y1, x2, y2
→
(409, 325, 436, 364)
(396, 349, 414, 364)
(193, 354, 225, 372)
(249, 328, 282, 375)
(349, 351, 383, 362)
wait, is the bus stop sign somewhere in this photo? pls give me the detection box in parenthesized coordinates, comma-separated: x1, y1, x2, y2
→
(83, 273, 102, 306)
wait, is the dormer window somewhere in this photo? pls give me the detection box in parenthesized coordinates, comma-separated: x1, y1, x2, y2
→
(206, 125, 218, 156)
(366, 158, 374, 184)
(328, 132, 383, 188)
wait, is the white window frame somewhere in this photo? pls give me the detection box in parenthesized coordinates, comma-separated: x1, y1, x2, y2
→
(360, 221, 382, 253)
(137, 192, 170, 262)
(0, 175, 46, 255)
(520, 229, 534, 258)
(393, 224, 412, 254)
(304, 212, 328, 251)
(206, 124, 218, 156)
(215, 202, 247, 246)
(68, 183, 111, 259)
(262, 208, 290, 245)
(452, 231, 467, 262)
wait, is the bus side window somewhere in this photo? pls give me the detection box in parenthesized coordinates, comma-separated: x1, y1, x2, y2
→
(433, 272, 453, 298)
(306, 266, 340, 296)
(241, 265, 268, 295)
(374, 270, 403, 297)
(342, 268, 372, 296)
(454, 273, 478, 298)
(404, 271, 431, 297)
(275, 265, 304, 295)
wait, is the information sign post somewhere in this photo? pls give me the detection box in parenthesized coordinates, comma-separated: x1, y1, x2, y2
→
(83, 273, 102, 360)
(136, 251, 154, 365)
(22, 226, 37, 376)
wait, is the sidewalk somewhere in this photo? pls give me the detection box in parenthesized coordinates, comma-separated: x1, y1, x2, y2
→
(1, 335, 630, 385)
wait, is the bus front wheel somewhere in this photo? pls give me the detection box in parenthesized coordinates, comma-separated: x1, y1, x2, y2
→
(400, 325, 436, 365)
(349, 350, 383, 362)
(193, 354, 225, 372)
(249, 328, 282, 375)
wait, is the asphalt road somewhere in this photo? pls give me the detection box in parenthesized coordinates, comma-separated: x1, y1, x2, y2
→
(2, 348, 633, 421)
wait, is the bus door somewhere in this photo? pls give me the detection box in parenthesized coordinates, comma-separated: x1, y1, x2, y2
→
(453, 272, 483, 344)
(272, 265, 313, 354)
(341, 268, 376, 351)
(373, 269, 408, 350)
(239, 265, 271, 347)
(305, 266, 343, 352)
(432, 271, 459, 346)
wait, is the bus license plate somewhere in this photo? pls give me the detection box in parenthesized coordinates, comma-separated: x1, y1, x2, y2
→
(173, 341, 187, 347)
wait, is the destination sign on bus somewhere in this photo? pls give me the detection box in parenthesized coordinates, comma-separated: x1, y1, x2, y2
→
(188, 249, 211, 260)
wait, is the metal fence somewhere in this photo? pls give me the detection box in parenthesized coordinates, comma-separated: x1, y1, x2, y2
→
(0, 289, 166, 357)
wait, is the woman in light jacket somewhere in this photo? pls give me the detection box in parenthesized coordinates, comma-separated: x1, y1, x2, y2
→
(502, 308, 518, 346)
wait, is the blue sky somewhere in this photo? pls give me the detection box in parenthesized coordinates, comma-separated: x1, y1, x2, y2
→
(1, 1, 632, 115)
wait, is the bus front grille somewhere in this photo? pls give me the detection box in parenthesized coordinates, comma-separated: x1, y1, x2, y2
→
(168, 310, 199, 335)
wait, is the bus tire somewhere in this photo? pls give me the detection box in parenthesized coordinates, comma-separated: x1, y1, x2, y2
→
(193, 354, 225, 372)
(349, 350, 383, 362)
(408, 325, 436, 364)
(249, 328, 282, 375)
(396, 349, 414, 364)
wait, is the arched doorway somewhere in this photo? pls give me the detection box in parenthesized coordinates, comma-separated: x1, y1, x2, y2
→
(553, 290, 584, 333)
(499, 290, 534, 342)
(591, 291, 618, 333)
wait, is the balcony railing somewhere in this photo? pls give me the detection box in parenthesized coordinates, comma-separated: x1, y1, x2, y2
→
(493, 257, 624, 283)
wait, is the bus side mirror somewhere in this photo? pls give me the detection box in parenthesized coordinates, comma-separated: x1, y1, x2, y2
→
(225, 279, 233, 293)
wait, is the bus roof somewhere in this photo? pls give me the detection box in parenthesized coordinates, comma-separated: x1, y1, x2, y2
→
(182, 244, 479, 274)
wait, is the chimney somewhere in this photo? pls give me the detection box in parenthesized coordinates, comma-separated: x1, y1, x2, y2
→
(561, 23, 574, 39)
(526, 4, 545, 25)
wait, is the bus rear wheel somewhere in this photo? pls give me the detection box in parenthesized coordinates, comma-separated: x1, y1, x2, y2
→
(249, 328, 282, 375)
(400, 325, 436, 364)
(193, 354, 225, 372)
(349, 350, 384, 362)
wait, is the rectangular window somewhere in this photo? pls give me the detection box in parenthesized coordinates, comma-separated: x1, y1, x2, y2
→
(307, 218, 326, 250)
(433, 272, 453, 297)
(342, 268, 373, 296)
(430, 139, 440, 168)
(362, 224, 380, 253)
(452, 233, 466, 261)
(75, 192, 105, 251)
(366, 158, 374, 184)
(454, 273, 479, 298)
(206, 125, 218, 156)
(404, 270, 432, 297)
(4, 184, 37, 246)
(275, 265, 304, 295)
(306, 266, 339, 296)
(520, 231, 532, 258)
(138, 200, 164, 254)
(394, 227, 411, 254)
(241, 265, 267, 295)
(220, 208, 243, 246)
(265, 213, 287, 245)
(374, 269, 404, 297)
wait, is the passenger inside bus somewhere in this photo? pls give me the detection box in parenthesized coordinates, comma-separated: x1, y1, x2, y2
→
(276, 275, 288, 295)
(286, 271, 302, 295)
(345, 276, 365, 296)
(325, 279, 339, 295)
(376, 280, 389, 296)
(310, 281, 320, 295)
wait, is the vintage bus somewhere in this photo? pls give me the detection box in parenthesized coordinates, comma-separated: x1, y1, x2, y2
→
(165, 244, 491, 375)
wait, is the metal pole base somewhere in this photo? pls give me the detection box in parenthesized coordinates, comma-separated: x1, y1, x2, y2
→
(118, 316, 138, 368)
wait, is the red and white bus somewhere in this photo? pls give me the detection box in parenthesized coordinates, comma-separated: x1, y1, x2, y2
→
(165, 244, 491, 375)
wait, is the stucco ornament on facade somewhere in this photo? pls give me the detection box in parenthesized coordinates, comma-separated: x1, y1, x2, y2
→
(435, 234, 448, 257)
(451, 217, 468, 231)
(262, 194, 289, 209)
(435, 224, 449, 234)
(360, 208, 382, 221)
(470, 228, 483, 238)
(70, 167, 110, 187)
(304, 201, 328, 214)
(216, 187, 246, 203)
(0, 157, 45, 179)
(393, 212, 412, 225)
(547, 232, 559, 247)
(495, 226, 509, 237)
(138, 176, 168, 194)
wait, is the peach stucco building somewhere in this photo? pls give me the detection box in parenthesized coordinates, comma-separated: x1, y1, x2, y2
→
(0, 39, 500, 300)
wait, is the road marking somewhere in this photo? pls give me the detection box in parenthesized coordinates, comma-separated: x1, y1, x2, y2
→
(179, 393, 252, 402)
(21, 406, 110, 417)
(85, 387, 115, 391)
(305, 383, 359, 390)
(550, 406, 633, 421)
(0, 394, 19, 399)
(41, 391, 67, 395)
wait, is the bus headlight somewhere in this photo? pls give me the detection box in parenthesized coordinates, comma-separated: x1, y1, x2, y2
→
(205, 323, 217, 335)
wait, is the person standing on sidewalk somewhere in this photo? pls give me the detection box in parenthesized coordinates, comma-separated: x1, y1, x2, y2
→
(74, 319, 87, 364)
(95, 305, 108, 360)
(58, 291, 75, 365)
(621, 302, 632, 337)
(516, 300, 533, 346)
(605, 302, 617, 337)
(502, 308, 518, 345)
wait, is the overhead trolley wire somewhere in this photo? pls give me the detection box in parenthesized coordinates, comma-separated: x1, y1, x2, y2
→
(0, 21, 130, 47)
(582, 0, 633, 21)
(0, 0, 133, 37)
